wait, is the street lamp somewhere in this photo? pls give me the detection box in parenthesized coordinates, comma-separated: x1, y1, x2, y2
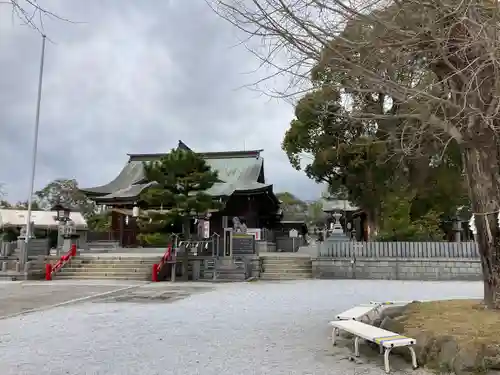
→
(23, 34, 47, 268)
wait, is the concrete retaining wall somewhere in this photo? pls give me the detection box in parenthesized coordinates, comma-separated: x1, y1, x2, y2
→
(312, 257, 482, 281)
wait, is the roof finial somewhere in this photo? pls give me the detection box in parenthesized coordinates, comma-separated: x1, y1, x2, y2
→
(178, 140, 192, 151)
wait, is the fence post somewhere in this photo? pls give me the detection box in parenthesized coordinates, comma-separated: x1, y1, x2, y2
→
(45, 264, 52, 281)
(152, 264, 158, 282)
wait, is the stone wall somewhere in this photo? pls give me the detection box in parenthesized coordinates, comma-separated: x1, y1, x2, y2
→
(312, 257, 481, 281)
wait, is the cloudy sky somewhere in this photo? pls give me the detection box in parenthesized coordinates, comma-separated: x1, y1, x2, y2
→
(0, 0, 322, 203)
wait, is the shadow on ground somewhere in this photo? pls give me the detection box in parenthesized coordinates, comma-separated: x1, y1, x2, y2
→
(96, 285, 216, 304)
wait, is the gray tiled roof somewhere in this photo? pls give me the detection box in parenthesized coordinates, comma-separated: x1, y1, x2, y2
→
(321, 199, 359, 212)
(81, 146, 272, 202)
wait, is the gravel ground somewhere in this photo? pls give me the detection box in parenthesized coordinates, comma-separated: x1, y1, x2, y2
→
(0, 280, 482, 375)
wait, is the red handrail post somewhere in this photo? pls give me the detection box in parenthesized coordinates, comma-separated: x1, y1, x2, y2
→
(45, 264, 52, 281)
(152, 264, 158, 282)
(70, 244, 77, 257)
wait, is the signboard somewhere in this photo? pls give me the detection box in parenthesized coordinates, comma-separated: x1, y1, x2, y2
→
(289, 229, 299, 238)
(224, 229, 231, 256)
(246, 228, 262, 241)
(202, 220, 210, 239)
(232, 233, 255, 255)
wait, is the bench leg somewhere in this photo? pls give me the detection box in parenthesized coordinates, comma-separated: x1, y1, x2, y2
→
(331, 328, 339, 346)
(408, 346, 418, 369)
(383, 347, 392, 373)
(354, 336, 360, 357)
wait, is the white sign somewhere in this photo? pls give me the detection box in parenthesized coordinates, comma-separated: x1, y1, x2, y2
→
(289, 229, 299, 238)
(246, 228, 262, 241)
(202, 220, 210, 239)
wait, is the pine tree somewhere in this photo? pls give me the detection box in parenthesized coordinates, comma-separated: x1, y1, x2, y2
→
(140, 148, 221, 280)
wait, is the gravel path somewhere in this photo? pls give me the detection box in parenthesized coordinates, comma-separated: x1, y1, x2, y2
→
(0, 280, 482, 375)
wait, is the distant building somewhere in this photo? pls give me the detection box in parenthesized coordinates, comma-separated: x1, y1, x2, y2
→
(0, 209, 87, 231)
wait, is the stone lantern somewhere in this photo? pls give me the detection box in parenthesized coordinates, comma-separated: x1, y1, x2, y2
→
(52, 204, 78, 256)
(328, 211, 349, 242)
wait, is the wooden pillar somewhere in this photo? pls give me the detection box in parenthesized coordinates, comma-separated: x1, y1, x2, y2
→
(111, 210, 120, 242)
(119, 212, 124, 247)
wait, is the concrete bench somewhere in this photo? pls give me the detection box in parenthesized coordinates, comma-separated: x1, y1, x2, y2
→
(329, 319, 418, 373)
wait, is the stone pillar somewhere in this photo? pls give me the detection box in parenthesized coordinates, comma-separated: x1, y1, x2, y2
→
(469, 215, 477, 242)
(18, 240, 27, 268)
(192, 259, 201, 281)
(452, 219, 462, 242)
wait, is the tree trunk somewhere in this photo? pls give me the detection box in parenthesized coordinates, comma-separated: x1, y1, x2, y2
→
(182, 217, 190, 281)
(462, 139, 500, 308)
(365, 209, 379, 241)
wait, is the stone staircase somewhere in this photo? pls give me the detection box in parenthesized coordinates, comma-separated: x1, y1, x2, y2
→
(198, 258, 247, 282)
(26, 255, 254, 282)
(53, 255, 158, 281)
(259, 254, 313, 280)
(214, 260, 247, 282)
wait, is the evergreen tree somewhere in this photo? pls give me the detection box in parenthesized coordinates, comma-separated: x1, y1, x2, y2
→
(140, 148, 220, 280)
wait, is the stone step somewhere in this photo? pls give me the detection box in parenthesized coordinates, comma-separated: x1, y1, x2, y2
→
(0, 271, 24, 280)
(216, 274, 246, 281)
(261, 259, 312, 264)
(54, 270, 151, 278)
(261, 260, 312, 264)
(261, 267, 313, 273)
(77, 257, 160, 262)
(261, 262, 312, 267)
(67, 262, 156, 269)
(55, 274, 150, 280)
(262, 264, 312, 269)
(260, 272, 313, 280)
(215, 269, 247, 281)
(58, 267, 151, 273)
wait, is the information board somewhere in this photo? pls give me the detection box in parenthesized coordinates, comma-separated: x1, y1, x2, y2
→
(232, 233, 255, 255)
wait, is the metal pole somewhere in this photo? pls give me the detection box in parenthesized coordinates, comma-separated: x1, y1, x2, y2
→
(24, 34, 47, 266)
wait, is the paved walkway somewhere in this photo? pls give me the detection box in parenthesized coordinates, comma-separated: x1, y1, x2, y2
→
(0, 280, 483, 375)
(0, 280, 147, 318)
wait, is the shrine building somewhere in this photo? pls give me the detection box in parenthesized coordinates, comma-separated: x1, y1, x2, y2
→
(80, 141, 282, 253)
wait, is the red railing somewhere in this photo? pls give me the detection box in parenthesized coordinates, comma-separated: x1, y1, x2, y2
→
(152, 244, 174, 282)
(45, 244, 77, 281)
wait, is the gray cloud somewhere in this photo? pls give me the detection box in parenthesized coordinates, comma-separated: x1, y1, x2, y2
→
(0, 0, 322, 202)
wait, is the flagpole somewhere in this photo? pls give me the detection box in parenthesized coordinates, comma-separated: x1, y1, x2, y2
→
(24, 34, 47, 266)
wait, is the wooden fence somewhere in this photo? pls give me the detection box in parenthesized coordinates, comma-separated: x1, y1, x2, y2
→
(321, 241, 479, 258)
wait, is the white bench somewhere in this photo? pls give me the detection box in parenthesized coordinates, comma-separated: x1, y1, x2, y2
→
(335, 303, 384, 321)
(329, 319, 418, 373)
(369, 300, 413, 306)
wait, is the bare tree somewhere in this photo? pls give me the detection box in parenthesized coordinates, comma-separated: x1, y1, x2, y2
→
(211, 0, 500, 308)
(3, 0, 70, 33)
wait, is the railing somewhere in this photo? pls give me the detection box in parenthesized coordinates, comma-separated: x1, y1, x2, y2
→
(320, 241, 479, 258)
(152, 244, 174, 282)
(46, 244, 77, 280)
(152, 236, 220, 281)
